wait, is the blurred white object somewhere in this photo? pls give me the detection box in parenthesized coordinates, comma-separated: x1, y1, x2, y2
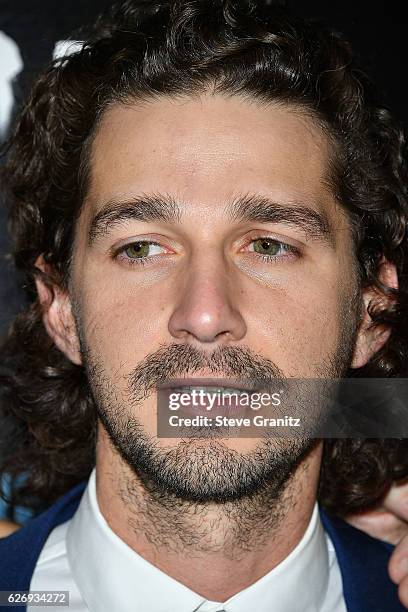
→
(53, 39, 84, 63)
(0, 30, 23, 138)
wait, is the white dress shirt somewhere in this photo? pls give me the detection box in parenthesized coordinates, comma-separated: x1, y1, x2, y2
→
(30, 468, 347, 612)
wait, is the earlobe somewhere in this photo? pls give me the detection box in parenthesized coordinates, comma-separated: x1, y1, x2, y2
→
(351, 259, 398, 369)
(34, 254, 82, 366)
(351, 321, 391, 369)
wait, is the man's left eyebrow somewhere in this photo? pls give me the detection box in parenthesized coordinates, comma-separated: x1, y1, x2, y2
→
(225, 192, 335, 247)
(88, 193, 182, 245)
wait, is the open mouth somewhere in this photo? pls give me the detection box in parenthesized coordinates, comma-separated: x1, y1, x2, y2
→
(157, 379, 258, 416)
(165, 386, 252, 396)
(157, 378, 257, 394)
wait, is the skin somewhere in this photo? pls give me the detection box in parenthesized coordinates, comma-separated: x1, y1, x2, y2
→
(349, 480, 408, 607)
(3, 93, 401, 601)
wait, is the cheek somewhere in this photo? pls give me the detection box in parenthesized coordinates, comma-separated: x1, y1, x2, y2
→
(247, 277, 346, 376)
(76, 273, 168, 375)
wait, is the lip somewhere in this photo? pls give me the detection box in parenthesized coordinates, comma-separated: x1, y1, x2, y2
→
(157, 378, 256, 392)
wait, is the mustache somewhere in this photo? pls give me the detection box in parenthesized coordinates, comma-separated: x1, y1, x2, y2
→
(127, 343, 284, 399)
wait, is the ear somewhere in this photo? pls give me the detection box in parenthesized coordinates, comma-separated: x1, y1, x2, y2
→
(351, 258, 398, 369)
(34, 254, 82, 366)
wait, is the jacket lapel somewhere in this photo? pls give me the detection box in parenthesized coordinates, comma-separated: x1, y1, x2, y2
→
(320, 508, 405, 612)
(0, 480, 87, 600)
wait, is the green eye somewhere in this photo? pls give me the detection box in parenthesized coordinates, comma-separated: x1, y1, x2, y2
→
(252, 238, 282, 256)
(115, 240, 167, 267)
(124, 242, 151, 258)
(124, 241, 167, 259)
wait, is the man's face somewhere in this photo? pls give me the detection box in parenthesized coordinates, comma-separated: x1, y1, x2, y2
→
(66, 94, 360, 501)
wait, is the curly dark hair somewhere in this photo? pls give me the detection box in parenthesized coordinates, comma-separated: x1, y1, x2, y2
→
(1, 0, 408, 517)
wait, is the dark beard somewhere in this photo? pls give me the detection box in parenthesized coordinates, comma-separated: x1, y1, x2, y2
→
(81, 324, 357, 505)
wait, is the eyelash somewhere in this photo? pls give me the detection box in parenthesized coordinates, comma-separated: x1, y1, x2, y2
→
(113, 238, 300, 267)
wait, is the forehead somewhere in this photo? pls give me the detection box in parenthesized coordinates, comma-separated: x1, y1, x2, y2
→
(86, 93, 336, 219)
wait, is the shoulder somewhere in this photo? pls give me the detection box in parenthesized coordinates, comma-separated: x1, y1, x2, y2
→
(0, 519, 20, 538)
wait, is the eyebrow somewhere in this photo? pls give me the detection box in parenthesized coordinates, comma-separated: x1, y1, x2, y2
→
(87, 191, 335, 247)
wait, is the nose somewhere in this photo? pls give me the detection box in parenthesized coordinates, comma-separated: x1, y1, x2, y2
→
(168, 258, 247, 346)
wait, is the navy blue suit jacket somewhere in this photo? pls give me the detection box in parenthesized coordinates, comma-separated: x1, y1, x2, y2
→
(0, 480, 405, 611)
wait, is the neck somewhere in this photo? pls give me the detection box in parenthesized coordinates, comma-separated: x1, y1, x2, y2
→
(95, 428, 322, 602)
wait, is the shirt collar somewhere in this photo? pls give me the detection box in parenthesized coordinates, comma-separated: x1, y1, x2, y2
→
(66, 468, 330, 612)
